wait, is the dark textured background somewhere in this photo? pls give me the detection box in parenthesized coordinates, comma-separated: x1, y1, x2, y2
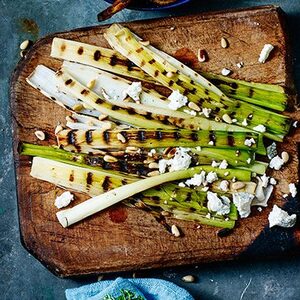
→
(1, 1, 300, 299)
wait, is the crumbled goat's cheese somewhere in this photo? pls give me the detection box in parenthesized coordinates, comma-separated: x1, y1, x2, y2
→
(259, 44, 274, 63)
(55, 191, 74, 209)
(268, 205, 297, 228)
(232, 119, 237, 123)
(289, 183, 297, 197)
(207, 192, 231, 215)
(202, 186, 209, 192)
(224, 171, 229, 176)
(257, 207, 263, 212)
(293, 121, 298, 128)
(123, 82, 142, 101)
(242, 119, 248, 126)
(168, 90, 188, 110)
(185, 171, 206, 187)
(219, 160, 228, 169)
(270, 178, 277, 185)
(233, 192, 255, 218)
(221, 68, 231, 76)
(237, 62, 244, 68)
(159, 148, 192, 173)
(269, 155, 284, 170)
(266, 142, 277, 160)
(178, 182, 186, 187)
(208, 141, 214, 146)
(283, 194, 288, 198)
(252, 178, 274, 207)
(260, 174, 269, 188)
(219, 180, 229, 192)
(206, 213, 211, 219)
(183, 109, 197, 116)
(246, 158, 251, 164)
(211, 161, 220, 168)
(253, 124, 266, 133)
(200, 108, 211, 118)
(244, 138, 256, 147)
(206, 171, 218, 183)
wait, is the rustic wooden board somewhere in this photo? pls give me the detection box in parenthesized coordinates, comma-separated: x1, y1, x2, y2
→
(10, 5, 300, 277)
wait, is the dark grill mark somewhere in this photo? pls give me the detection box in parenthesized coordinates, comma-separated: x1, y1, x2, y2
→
(77, 47, 84, 55)
(190, 80, 195, 85)
(231, 82, 238, 89)
(152, 196, 160, 202)
(230, 89, 236, 95)
(102, 176, 111, 191)
(249, 88, 254, 98)
(145, 112, 153, 120)
(235, 102, 241, 109)
(138, 130, 146, 141)
(227, 133, 234, 146)
(127, 108, 136, 115)
(185, 192, 192, 202)
(156, 131, 163, 140)
(176, 79, 183, 85)
(126, 60, 135, 71)
(94, 50, 101, 61)
(110, 54, 117, 66)
(69, 170, 74, 182)
(50, 96, 56, 101)
(67, 130, 77, 145)
(103, 130, 110, 143)
(96, 98, 104, 104)
(61, 44, 66, 51)
(183, 89, 189, 96)
(111, 105, 120, 110)
(121, 179, 128, 185)
(174, 131, 181, 140)
(204, 89, 209, 95)
(86, 172, 93, 185)
(190, 132, 198, 141)
(81, 89, 89, 96)
(120, 131, 128, 142)
(119, 160, 129, 173)
(214, 107, 220, 113)
(169, 80, 174, 87)
(217, 228, 233, 237)
(65, 79, 72, 85)
(162, 116, 169, 125)
(148, 59, 155, 64)
(85, 130, 93, 144)
(154, 70, 159, 77)
(162, 70, 167, 76)
(190, 88, 197, 94)
(198, 98, 204, 106)
(136, 47, 143, 53)
(141, 60, 146, 67)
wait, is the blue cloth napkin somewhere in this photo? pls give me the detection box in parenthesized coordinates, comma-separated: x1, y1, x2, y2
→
(66, 277, 194, 300)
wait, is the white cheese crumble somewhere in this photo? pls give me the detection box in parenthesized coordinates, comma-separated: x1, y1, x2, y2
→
(168, 90, 188, 110)
(219, 180, 229, 192)
(233, 192, 255, 218)
(200, 108, 211, 118)
(257, 207, 263, 212)
(123, 82, 142, 101)
(266, 142, 277, 160)
(252, 177, 274, 207)
(206, 171, 218, 183)
(185, 171, 206, 187)
(208, 141, 214, 146)
(219, 160, 228, 169)
(178, 182, 186, 187)
(258, 44, 274, 63)
(244, 138, 256, 147)
(293, 121, 298, 128)
(283, 194, 288, 198)
(183, 109, 197, 116)
(269, 155, 284, 170)
(260, 174, 269, 188)
(236, 62, 244, 68)
(246, 158, 251, 164)
(289, 183, 297, 197)
(158, 148, 192, 173)
(202, 186, 209, 192)
(211, 161, 220, 168)
(221, 68, 231, 76)
(55, 191, 74, 209)
(242, 119, 248, 126)
(268, 205, 297, 228)
(270, 178, 277, 185)
(207, 192, 231, 215)
(253, 124, 266, 133)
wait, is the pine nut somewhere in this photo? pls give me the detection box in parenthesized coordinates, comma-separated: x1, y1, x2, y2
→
(98, 114, 108, 121)
(20, 40, 30, 50)
(72, 103, 83, 112)
(221, 37, 229, 48)
(103, 155, 118, 163)
(171, 224, 181, 237)
(222, 114, 232, 124)
(281, 151, 289, 163)
(34, 130, 46, 141)
(182, 275, 195, 283)
(188, 102, 201, 112)
(232, 182, 245, 190)
(149, 162, 159, 169)
(87, 79, 96, 89)
(54, 125, 63, 135)
(147, 170, 160, 177)
(197, 49, 207, 62)
(117, 133, 126, 143)
(126, 146, 139, 151)
(139, 40, 150, 46)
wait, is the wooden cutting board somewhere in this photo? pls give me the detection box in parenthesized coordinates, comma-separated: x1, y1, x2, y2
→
(10, 5, 300, 277)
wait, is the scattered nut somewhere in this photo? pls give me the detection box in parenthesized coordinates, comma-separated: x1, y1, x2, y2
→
(281, 151, 289, 163)
(188, 102, 201, 112)
(149, 162, 159, 169)
(98, 114, 108, 121)
(147, 170, 160, 177)
(20, 40, 30, 50)
(54, 124, 63, 135)
(117, 133, 126, 144)
(232, 181, 246, 190)
(182, 275, 195, 283)
(87, 79, 96, 89)
(139, 40, 150, 46)
(34, 130, 46, 141)
(103, 155, 118, 163)
(221, 37, 229, 48)
(222, 113, 232, 124)
(72, 103, 83, 112)
(171, 224, 181, 237)
(197, 49, 207, 62)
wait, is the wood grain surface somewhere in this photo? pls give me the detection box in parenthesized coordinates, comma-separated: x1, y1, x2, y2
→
(10, 5, 300, 277)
